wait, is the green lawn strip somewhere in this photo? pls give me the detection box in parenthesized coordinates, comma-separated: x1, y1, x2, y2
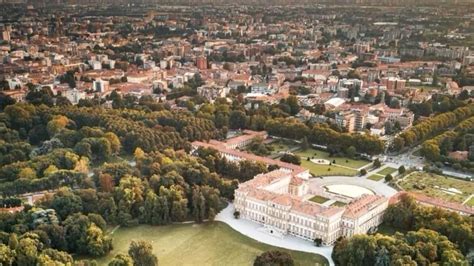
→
(376, 167, 397, 176)
(300, 160, 358, 177)
(309, 195, 330, 204)
(367, 174, 384, 181)
(295, 148, 370, 169)
(92, 222, 328, 265)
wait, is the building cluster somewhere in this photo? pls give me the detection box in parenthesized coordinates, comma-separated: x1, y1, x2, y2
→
(0, 4, 473, 136)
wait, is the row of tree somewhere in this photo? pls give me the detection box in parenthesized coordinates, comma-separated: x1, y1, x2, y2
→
(393, 103, 474, 151)
(421, 116, 474, 162)
(266, 118, 384, 155)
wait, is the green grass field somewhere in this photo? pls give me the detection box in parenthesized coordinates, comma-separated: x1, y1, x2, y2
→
(376, 167, 397, 176)
(368, 174, 384, 181)
(399, 172, 474, 204)
(296, 149, 370, 169)
(300, 159, 358, 177)
(94, 222, 328, 266)
(309, 195, 329, 204)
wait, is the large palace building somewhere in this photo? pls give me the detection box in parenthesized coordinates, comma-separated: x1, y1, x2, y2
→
(192, 130, 389, 246)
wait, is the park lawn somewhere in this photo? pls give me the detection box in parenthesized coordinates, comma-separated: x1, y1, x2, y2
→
(331, 201, 347, 207)
(466, 197, 474, 207)
(376, 167, 397, 176)
(368, 174, 384, 181)
(309, 195, 329, 204)
(296, 148, 370, 169)
(94, 222, 328, 266)
(399, 172, 474, 204)
(301, 159, 358, 177)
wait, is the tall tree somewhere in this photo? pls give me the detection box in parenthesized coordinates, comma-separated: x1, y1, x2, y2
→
(128, 241, 158, 266)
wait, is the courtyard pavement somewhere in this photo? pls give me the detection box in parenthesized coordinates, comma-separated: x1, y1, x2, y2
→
(309, 175, 398, 197)
(215, 203, 335, 266)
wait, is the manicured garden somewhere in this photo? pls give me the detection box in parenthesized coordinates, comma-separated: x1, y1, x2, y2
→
(300, 159, 358, 177)
(295, 148, 370, 169)
(398, 172, 474, 204)
(309, 195, 329, 204)
(367, 174, 384, 181)
(376, 167, 397, 176)
(95, 222, 328, 265)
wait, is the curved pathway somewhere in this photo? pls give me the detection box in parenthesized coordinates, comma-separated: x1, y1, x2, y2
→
(309, 175, 398, 197)
(216, 203, 334, 266)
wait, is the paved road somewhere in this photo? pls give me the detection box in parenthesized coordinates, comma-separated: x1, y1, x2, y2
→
(216, 203, 334, 266)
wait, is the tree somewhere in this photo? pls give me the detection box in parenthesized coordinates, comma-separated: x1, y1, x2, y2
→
(0, 244, 15, 266)
(398, 165, 406, 174)
(229, 110, 247, 129)
(85, 223, 112, 256)
(385, 174, 393, 182)
(50, 188, 83, 220)
(37, 249, 73, 265)
(104, 132, 121, 155)
(286, 96, 300, 115)
(314, 238, 323, 247)
(109, 253, 134, 266)
(360, 169, 367, 176)
(301, 137, 309, 151)
(254, 250, 294, 266)
(99, 173, 115, 193)
(233, 210, 240, 219)
(16, 233, 41, 266)
(128, 241, 158, 266)
(18, 167, 37, 179)
(8, 233, 18, 250)
(280, 153, 301, 165)
(346, 146, 356, 158)
(373, 159, 381, 168)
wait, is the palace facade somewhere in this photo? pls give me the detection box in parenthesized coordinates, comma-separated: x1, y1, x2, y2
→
(192, 131, 389, 246)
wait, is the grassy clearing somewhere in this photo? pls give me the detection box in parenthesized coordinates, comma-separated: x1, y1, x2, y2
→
(300, 159, 358, 177)
(94, 222, 328, 266)
(368, 174, 384, 181)
(376, 167, 397, 176)
(295, 148, 370, 169)
(399, 172, 474, 204)
(309, 195, 329, 204)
